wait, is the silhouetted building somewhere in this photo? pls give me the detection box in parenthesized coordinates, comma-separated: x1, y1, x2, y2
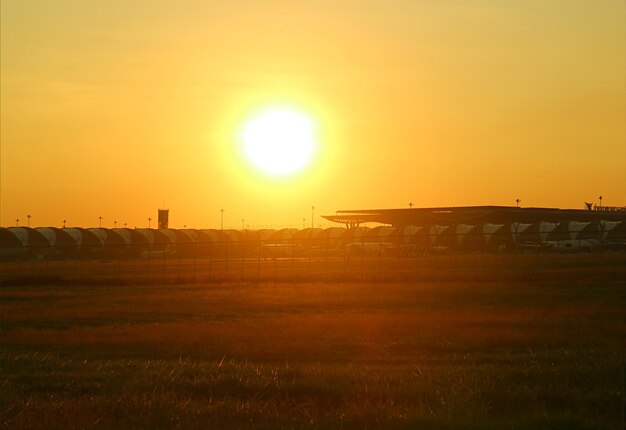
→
(158, 209, 169, 229)
(322, 205, 626, 229)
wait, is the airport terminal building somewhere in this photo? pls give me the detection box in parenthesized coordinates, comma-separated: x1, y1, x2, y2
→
(322, 205, 626, 253)
(1, 205, 624, 260)
(322, 205, 626, 228)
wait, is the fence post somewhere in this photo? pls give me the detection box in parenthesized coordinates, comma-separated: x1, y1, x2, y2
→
(162, 243, 167, 283)
(325, 236, 329, 280)
(291, 239, 295, 281)
(257, 237, 261, 282)
(225, 241, 229, 280)
(241, 238, 245, 281)
(361, 230, 365, 280)
(147, 242, 152, 281)
(273, 244, 277, 281)
(72, 245, 78, 283)
(342, 238, 347, 281)
(192, 239, 197, 282)
(378, 239, 382, 280)
(177, 242, 182, 282)
(308, 236, 311, 278)
(208, 240, 212, 281)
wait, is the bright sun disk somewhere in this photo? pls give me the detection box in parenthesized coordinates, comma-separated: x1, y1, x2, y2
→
(241, 109, 316, 176)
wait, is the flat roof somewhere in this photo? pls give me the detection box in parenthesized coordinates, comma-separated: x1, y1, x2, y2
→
(323, 205, 626, 226)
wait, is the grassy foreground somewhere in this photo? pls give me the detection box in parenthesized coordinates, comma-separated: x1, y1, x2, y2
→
(1, 255, 625, 429)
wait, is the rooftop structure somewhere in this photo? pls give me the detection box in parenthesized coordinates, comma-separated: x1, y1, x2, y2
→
(323, 205, 626, 228)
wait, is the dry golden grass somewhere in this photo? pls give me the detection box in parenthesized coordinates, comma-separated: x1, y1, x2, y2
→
(1, 254, 625, 429)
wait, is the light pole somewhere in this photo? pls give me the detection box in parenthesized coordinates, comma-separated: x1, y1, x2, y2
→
(241, 219, 245, 230)
(221, 209, 224, 230)
(63, 220, 66, 228)
(99, 216, 102, 228)
(16, 218, 19, 227)
(27, 214, 31, 227)
(148, 217, 151, 228)
(124, 223, 127, 228)
(599, 195, 603, 209)
(311, 206, 315, 229)
(114, 221, 117, 228)
(303, 218, 306, 229)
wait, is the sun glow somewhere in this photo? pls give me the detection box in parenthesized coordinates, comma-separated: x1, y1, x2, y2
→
(240, 109, 317, 176)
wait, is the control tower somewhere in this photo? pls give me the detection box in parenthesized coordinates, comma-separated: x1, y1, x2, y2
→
(158, 209, 169, 229)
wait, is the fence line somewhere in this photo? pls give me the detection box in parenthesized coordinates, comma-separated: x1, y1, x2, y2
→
(1, 230, 624, 284)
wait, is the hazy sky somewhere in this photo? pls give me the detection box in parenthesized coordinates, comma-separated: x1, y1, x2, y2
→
(2, 0, 625, 228)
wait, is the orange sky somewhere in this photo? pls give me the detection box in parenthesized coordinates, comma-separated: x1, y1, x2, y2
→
(2, 0, 625, 229)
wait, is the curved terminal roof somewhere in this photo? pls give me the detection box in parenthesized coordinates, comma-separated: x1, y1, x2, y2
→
(111, 228, 135, 246)
(257, 229, 277, 241)
(161, 229, 193, 244)
(293, 228, 323, 242)
(36, 227, 75, 248)
(7, 227, 49, 248)
(340, 227, 369, 243)
(0, 228, 22, 248)
(269, 228, 298, 243)
(64, 228, 101, 248)
(136, 229, 170, 245)
(221, 229, 243, 243)
(365, 226, 396, 242)
(199, 229, 224, 243)
(88, 228, 126, 246)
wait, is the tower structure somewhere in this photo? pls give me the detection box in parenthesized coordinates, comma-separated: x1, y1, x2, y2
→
(158, 209, 169, 229)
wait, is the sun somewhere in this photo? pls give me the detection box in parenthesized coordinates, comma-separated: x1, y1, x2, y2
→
(240, 108, 317, 176)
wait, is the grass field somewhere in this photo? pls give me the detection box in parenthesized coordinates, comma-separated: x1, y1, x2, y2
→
(1, 254, 625, 429)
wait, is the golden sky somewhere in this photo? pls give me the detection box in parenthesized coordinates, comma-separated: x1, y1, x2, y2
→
(2, 0, 625, 229)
